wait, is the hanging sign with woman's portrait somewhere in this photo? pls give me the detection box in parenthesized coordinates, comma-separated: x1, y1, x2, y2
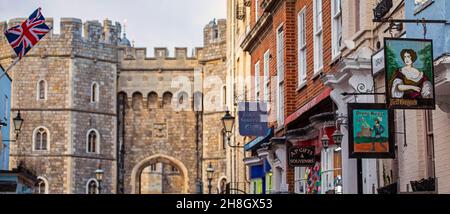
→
(348, 103, 395, 159)
(384, 38, 435, 109)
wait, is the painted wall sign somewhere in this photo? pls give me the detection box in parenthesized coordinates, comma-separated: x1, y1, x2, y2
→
(288, 146, 316, 167)
(385, 38, 436, 109)
(238, 102, 269, 137)
(348, 103, 395, 159)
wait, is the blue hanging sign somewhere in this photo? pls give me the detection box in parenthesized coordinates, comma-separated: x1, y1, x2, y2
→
(238, 102, 269, 137)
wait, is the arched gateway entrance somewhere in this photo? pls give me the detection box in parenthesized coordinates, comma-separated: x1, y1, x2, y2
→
(131, 154, 189, 194)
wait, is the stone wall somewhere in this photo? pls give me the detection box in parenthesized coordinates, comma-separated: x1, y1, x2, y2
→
(0, 18, 118, 194)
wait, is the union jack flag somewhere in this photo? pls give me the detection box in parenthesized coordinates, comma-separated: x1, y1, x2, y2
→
(4, 8, 50, 59)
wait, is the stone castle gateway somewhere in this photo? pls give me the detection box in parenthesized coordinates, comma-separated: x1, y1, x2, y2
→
(0, 18, 228, 194)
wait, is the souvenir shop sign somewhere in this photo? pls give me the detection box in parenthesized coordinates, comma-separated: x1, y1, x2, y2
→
(238, 102, 269, 137)
(384, 38, 436, 109)
(348, 103, 395, 159)
(288, 146, 315, 167)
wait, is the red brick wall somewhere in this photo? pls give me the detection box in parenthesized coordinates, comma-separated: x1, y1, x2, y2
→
(250, 0, 265, 28)
(247, 0, 333, 194)
(249, 1, 287, 129)
(292, 0, 332, 112)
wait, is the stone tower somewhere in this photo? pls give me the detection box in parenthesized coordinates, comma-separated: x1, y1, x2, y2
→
(199, 19, 228, 193)
(0, 18, 119, 193)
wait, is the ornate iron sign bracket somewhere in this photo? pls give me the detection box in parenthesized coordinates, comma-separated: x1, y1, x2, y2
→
(374, 18, 447, 39)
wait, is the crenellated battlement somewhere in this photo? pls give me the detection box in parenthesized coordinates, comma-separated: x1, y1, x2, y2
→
(120, 47, 204, 62)
(0, 17, 122, 46)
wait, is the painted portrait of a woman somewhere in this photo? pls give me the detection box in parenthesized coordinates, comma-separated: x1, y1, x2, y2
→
(390, 49, 433, 99)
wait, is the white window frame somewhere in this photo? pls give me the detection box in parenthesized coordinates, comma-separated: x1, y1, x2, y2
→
(36, 176, 49, 194)
(331, 0, 342, 59)
(263, 50, 270, 102)
(313, 0, 324, 74)
(36, 80, 47, 101)
(255, 61, 261, 102)
(91, 82, 100, 103)
(32, 126, 50, 152)
(297, 8, 307, 87)
(86, 129, 100, 154)
(276, 24, 285, 126)
(294, 167, 307, 194)
(321, 149, 334, 194)
(86, 178, 99, 194)
(255, 0, 259, 22)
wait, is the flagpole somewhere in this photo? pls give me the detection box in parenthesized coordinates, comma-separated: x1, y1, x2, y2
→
(0, 58, 20, 80)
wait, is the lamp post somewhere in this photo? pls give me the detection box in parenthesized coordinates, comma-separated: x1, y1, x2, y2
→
(95, 165, 104, 194)
(221, 110, 235, 193)
(206, 162, 214, 194)
(221, 110, 235, 137)
(13, 111, 24, 138)
(332, 129, 343, 151)
(333, 121, 344, 194)
(321, 134, 330, 150)
(2, 111, 24, 142)
(2, 111, 25, 168)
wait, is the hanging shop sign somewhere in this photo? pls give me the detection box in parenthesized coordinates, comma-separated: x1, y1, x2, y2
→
(372, 48, 385, 76)
(288, 146, 316, 167)
(384, 38, 436, 109)
(348, 103, 395, 159)
(238, 102, 269, 137)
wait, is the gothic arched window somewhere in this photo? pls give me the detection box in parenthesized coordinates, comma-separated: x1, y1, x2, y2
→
(35, 177, 49, 194)
(91, 82, 99, 103)
(37, 80, 47, 100)
(162, 92, 173, 108)
(132, 92, 143, 110)
(148, 92, 158, 109)
(87, 129, 100, 154)
(86, 179, 99, 194)
(33, 127, 49, 151)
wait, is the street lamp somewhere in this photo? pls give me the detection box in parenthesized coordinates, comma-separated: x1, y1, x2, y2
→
(206, 162, 214, 194)
(222, 110, 235, 134)
(95, 165, 104, 194)
(221, 110, 237, 194)
(332, 129, 343, 150)
(13, 111, 24, 138)
(321, 134, 330, 150)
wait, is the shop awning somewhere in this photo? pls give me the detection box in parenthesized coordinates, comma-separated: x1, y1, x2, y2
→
(285, 88, 331, 126)
(244, 128, 274, 151)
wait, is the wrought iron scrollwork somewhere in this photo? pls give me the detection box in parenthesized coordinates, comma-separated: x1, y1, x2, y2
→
(356, 83, 374, 94)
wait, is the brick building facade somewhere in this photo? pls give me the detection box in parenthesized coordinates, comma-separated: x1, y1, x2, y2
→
(240, 0, 337, 194)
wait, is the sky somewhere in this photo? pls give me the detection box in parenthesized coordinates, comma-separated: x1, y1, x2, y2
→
(0, 0, 226, 57)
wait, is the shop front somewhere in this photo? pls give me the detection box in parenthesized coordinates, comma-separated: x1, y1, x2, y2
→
(247, 160, 272, 194)
(284, 88, 342, 194)
(244, 128, 274, 194)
